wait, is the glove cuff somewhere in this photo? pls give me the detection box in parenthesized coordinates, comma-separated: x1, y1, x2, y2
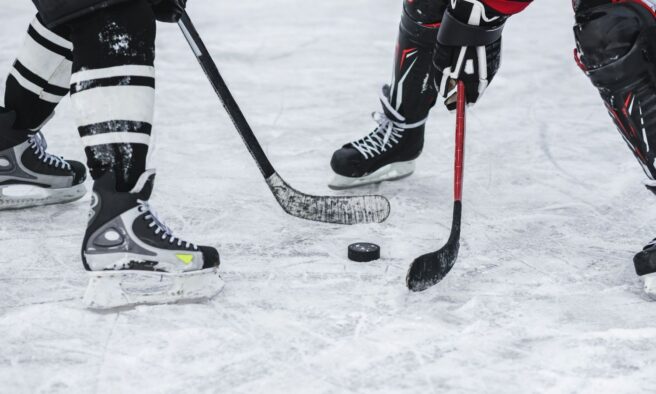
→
(437, 10, 504, 46)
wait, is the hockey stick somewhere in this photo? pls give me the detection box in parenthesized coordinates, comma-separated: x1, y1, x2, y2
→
(177, 12, 390, 225)
(406, 81, 466, 291)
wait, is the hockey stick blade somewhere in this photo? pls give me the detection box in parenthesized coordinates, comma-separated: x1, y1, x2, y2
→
(178, 13, 390, 225)
(267, 173, 390, 224)
(406, 81, 467, 291)
(406, 202, 461, 291)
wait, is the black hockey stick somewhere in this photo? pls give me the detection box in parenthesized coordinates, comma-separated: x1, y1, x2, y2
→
(178, 12, 390, 225)
(406, 81, 466, 291)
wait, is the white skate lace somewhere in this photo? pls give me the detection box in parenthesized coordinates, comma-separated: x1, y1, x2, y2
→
(350, 112, 427, 160)
(137, 200, 198, 250)
(28, 132, 72, 170)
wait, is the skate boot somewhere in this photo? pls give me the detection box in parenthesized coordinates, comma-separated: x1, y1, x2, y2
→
(329, 86, 427, 189)
(634, 238, 656, 299)
(0, 109, 86, 209)
(82, 169, 223, 309)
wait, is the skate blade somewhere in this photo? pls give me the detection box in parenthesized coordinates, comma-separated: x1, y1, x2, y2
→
(328, 161, 415, 190)
(0, 183, 86, 210)
(83, 268, 224, 310)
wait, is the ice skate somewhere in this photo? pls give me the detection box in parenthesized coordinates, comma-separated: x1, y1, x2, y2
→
(0, 109, 86, 210)
(82, 170, 223, 309)
(329, 86, 426, 190)
(634, 238, 656, 299)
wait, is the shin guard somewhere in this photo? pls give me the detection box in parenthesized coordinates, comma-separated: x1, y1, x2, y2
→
(388, 0, 447, 124)
(575, 2, 656, 184)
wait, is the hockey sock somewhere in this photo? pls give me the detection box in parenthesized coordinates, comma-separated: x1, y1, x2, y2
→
(69, 0, 156, 192)
(3, 16, 72, 134)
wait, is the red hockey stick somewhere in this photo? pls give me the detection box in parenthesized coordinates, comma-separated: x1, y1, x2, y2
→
(406, 81, 466, 291)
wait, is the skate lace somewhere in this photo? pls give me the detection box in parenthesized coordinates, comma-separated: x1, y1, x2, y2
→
(137, 200, 198, 250)
(350, 112, 426, 160)
(28, 132, 71, 170)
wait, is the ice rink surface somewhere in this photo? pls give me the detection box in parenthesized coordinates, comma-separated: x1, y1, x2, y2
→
(2, 1, 656, 393)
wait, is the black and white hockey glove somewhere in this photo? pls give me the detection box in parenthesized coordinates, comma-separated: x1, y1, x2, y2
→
(150, 0, 187, 23)
(433, 0, 507, 110)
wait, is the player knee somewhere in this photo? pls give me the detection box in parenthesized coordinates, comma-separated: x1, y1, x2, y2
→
(403, 0, 447, 24)
(400, 0, 447, 46)
(574, 3, 654, 71)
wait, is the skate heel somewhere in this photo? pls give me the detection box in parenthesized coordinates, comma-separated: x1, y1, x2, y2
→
(329, 160, 415, 190)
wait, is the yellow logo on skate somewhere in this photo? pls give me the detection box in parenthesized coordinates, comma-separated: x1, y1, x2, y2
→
(176, 254, 194, 265)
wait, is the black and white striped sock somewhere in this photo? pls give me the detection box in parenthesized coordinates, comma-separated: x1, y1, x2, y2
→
(4, 16, 72, 131)
(71, 65, 155, 147)
(70, 64, 155, 191)
(68, 1, 157, 191)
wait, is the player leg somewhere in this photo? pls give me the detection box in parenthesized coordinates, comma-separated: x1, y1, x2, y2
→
(329, 0, 447, 189)
(66, 0, 222, 309)
(574, 0, 656, 298)
(0, 16, 87, 210)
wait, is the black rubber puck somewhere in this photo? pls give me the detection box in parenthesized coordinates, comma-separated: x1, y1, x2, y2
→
(348, 242, 381, 262)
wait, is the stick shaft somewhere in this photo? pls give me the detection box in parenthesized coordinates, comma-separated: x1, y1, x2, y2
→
(454, 81, 466, 202)
(178, 12, 276, 178)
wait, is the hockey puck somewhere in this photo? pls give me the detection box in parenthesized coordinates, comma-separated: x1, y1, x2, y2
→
(348, 243, 380, 262)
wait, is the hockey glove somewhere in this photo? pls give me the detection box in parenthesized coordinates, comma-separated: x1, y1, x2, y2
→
(150, 0, 187, 23)
(433, 0, 507, 110)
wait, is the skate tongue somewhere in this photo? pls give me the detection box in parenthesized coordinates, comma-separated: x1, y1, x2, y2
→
(378, 85, 428, 128)
(0, 108, 17, 128)
(130, 169, 156, 199)
(378, 86, 406, 124)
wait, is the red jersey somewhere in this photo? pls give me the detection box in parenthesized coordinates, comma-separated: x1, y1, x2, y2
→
(483, 0, 533, 15)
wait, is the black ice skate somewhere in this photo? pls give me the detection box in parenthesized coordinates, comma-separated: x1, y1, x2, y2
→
(329, 86, 426, 189)
(0, 109, 86, 209)
(82, 169, 223, 309)
(634, 238, 656, 299)
(634, 181, 656, 299)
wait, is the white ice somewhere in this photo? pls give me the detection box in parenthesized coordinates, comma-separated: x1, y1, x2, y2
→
(2, 0, 656, 393)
